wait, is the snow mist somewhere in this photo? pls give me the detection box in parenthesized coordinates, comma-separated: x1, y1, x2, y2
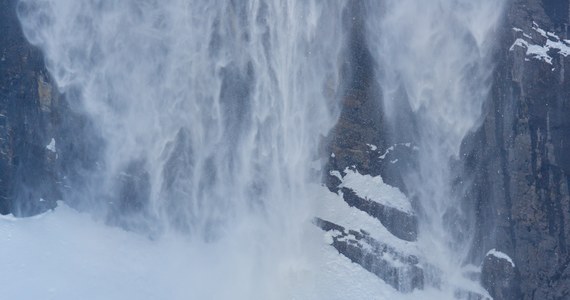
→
(17, 0, 346, 298)
(366, 0, 505, 297)
(13, 0, 508, 298)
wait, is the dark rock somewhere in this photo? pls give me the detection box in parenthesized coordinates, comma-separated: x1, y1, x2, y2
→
(340, 187, 417, 241)
(481, 253, 520, 300)
(324, 1, 390, 182)
(317, 0, 422, 289)
(314, 217, 345, 232)
(314, 217, 424, 292)
(0, 0, 59, 216)
(464, 0, 570, 299)
(0, 0, 103, 217)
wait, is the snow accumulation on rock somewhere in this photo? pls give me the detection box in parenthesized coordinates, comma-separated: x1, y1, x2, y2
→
(314, 184, 418, 256)
(486, 249, 515, 267)
(46, 138, 56, 153)
(510, 23, 570, 65)
(331, 168, 413, 214)
(378, 143, 414, 160)
(366, 143, 378, 151)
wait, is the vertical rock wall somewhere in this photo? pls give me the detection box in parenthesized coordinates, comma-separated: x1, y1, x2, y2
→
(469, 0, 570, 299)
(0, 0, 59, 215)
(0, 0, 101, 217)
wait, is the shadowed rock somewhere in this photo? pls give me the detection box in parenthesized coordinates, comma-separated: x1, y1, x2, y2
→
(0, 0, 59, 215)
(339, 187, 418, 241)
(481, 253, 520, 300)
(462, 1, 570, 298)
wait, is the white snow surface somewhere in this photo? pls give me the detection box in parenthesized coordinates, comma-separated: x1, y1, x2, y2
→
(546, 39, 570, 56)
(0, 200, 417, 300)
(314, 184, 417, 255)
(510, 38, 553, 64)
(0, 203, 322, 300)
(46, 138, 56, 153)
(486, 249, 515, 267)
(332, 168, 414, 214)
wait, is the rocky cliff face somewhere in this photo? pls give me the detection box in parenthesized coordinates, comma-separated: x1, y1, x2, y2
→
(0, 0, 60, 215)
(0, 0, 103, 217)
(469, 0, 570, 299)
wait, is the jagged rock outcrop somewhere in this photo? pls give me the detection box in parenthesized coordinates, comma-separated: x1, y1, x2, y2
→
(315, 217, 423, 292)
(316, 1, 423, 292)
(324, 0, 419, 241)
(338, 186, 417, 241)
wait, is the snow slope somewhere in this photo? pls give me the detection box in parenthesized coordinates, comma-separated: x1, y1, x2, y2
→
(0, 202, 411, 300)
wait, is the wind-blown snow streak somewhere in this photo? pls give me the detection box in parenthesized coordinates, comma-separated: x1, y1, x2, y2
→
(366, 0, 505, 297)
(17, 0, 346, 298)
